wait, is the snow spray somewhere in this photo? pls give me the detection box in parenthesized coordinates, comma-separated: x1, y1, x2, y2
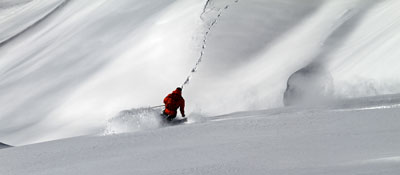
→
(103, 107, 163, 135)
(181, 0, 240, 88)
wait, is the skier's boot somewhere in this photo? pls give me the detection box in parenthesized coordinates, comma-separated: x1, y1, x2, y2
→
(166, 114, 176, 121)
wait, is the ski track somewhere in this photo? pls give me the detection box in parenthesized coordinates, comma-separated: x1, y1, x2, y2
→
(182, 0, 240, 88)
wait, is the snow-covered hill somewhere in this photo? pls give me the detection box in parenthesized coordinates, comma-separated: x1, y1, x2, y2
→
(1, 0, 400, 161)
(1, 0, 400, 173)
(1, 96, 400, 174)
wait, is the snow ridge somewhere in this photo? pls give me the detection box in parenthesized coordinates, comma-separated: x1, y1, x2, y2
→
(0, 142, 11, 149)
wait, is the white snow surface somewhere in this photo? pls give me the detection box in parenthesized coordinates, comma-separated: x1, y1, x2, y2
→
(1, 0, 400, 173)
(0, 0, 400, 175)
(1, 0, 400, 145)
(1, 97, 400, 174)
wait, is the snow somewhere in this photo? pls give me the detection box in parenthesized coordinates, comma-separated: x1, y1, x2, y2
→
(1, 0, 400, 174)
(0, 142, 11, 149)
(1, 97, 400, 174)
(103, 107, 165, 135)
(1, 0, 400, 145)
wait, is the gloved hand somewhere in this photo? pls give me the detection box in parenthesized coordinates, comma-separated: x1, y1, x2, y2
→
(182, 114, 186, 118)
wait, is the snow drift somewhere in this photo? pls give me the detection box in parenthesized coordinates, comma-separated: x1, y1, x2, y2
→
(284, 63, 334, 106)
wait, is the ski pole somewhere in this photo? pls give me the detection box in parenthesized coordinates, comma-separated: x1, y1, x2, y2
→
(150, 105, 165, 109)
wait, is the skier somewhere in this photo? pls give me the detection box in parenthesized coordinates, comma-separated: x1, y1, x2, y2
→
(163, 87, 185, 121)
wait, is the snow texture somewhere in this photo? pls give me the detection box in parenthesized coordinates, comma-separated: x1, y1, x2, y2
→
(103, 107, 164, 135)
(1, 0, 400, 145)
(0, 0, 400, 174)
(0, 96, 400, 174)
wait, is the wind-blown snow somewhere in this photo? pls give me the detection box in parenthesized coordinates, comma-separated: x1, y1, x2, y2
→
(1, 0, 400, 146)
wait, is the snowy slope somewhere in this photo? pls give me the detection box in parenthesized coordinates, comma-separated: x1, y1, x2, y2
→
(0, 0, 66, 45)
(1, 0, 400, 174)
(1, 98, 400, 175)
(1, 0, 400, 146)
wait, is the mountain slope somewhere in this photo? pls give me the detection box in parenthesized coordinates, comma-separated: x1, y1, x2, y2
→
(0, 99, 399, 174)
(1, 0, 400, 146)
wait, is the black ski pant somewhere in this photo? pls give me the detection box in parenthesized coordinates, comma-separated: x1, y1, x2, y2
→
(163, 110, 176, 121)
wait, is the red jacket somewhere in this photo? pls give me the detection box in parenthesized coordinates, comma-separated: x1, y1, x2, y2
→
(164, 90, 185, 116)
